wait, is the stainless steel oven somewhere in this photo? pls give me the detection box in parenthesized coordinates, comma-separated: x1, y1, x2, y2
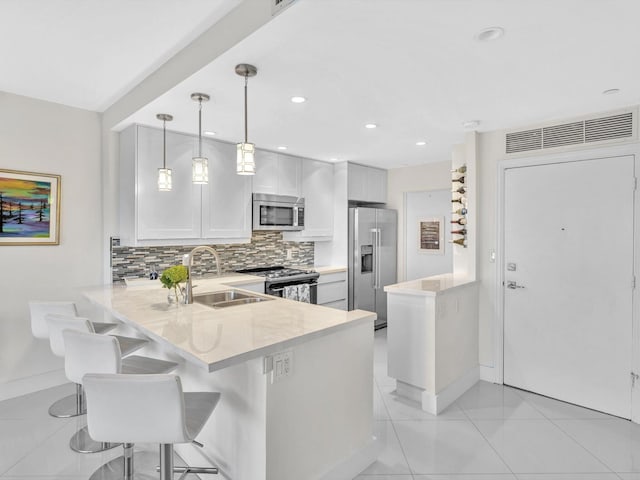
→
(236, 266, 319, 304)
(253, 193, 305, 231)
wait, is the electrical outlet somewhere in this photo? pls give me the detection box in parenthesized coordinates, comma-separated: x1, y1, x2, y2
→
(271, 350, 293, 383)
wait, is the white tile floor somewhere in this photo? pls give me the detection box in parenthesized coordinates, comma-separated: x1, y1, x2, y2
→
(2, 329, 640, 480)
(356, 329, 640, 480)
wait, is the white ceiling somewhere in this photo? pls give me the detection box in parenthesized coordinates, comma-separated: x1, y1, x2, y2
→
(4, 0, 640, 169)
(0, 0, 240, 111)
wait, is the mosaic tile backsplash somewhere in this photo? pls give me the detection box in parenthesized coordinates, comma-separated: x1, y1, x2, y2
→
(111, 231, 314, 283)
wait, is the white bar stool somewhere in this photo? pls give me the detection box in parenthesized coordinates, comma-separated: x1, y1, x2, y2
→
(62, 329, 179, 454)
(29, 301, 118, 418)
(83, 374, 220, 480)
(29, 301, 116, 339)
(44, 313, 148, 418)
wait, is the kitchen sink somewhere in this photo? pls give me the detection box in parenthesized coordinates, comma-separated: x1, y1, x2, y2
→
(194, 290, 273, 309)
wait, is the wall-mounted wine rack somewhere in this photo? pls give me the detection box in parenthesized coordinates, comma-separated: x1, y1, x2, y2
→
(451, 164, 467, 248)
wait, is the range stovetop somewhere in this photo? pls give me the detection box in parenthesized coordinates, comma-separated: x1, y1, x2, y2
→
(236, 266, 319, 283)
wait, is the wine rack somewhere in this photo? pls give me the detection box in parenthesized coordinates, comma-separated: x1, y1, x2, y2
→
(450, 165, 467, 247)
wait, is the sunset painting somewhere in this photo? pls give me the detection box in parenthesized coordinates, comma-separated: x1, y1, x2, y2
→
(0, 169, 60, 245)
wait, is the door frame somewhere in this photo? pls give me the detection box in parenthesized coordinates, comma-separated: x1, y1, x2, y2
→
(494, 143, 640, 421)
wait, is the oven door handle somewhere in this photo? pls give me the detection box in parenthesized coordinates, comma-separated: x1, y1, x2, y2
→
(268, 281, 318, 293)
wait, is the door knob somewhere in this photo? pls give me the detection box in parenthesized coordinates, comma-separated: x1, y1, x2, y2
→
(506, 280, 525, 289)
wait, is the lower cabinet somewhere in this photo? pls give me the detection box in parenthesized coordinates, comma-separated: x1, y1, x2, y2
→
(317, 271, 347, 310)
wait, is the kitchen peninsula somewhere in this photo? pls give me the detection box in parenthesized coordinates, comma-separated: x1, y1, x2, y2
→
(384, 273, 479, 415)
(83, 274, 377, 480)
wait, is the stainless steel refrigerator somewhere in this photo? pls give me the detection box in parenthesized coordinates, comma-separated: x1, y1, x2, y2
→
(348, 207, 397, 329)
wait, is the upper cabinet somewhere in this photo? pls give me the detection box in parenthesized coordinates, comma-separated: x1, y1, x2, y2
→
(347, 162, 387, 203)
(119, 125, 252, 246)
(252, 151, 301, 197)
(284, 159, 334, 241)
(201, 140, 253, 239)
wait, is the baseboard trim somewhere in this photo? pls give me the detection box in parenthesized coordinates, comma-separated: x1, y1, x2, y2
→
(422, 366, 480, 415)
(317, 436, 381, 480)
(479, 365, 497, 383)
(0, 369, 67, 401)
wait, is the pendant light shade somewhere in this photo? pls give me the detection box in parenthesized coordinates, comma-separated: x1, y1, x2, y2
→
(156, 114, 173, 191)
(237, 142, 255, 175)
(235, 64, 257, 175)
(191, 93, 210, 184)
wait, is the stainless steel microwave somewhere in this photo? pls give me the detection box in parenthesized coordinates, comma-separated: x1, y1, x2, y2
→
(253, 193, 305, 231)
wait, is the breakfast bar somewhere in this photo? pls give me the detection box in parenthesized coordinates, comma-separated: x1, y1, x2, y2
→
(82, 275, 378, 480)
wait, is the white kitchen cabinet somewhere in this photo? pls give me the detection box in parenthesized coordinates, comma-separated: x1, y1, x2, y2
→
(284, 159, 334, 241)
(347, 162, 387, 203)
(316, 270, 347, 310)
(119, 125, 252, 245)
(201, 140, 252, 239)
(252, 151, 301, 197)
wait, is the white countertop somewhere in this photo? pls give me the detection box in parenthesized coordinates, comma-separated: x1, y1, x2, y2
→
(123, 272, 266, 289)
(384, 273, 476, 297)
(313, 265, 347, 274)
(84, 274, 375, 372)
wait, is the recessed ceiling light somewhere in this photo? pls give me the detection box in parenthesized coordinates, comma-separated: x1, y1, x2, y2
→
(416, 141, 427, 146)
(277, 146, 288, 150)
(475, 27, 505, 42)
(365, 123, 378, 129)
(329, 158, 338, 162)
(463, 120, 480, 129)
(602, 88, 621, 95)
(203, 131, 216, 136)
(291, 96, 307, 103)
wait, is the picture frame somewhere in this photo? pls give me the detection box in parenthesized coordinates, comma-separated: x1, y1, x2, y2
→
(418, 217, 444, 254)
(0, 169, 61, 245)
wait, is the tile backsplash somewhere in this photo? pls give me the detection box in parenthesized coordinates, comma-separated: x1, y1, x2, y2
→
(111, 231, 314, 283)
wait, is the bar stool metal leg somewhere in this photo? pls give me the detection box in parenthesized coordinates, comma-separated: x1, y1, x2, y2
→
(159, 444, 173, 480)
(89, 443, 142, 480)
(49, 383, 86, 418)
(123, 443, 134, 480)
(70, 426, 120, 453)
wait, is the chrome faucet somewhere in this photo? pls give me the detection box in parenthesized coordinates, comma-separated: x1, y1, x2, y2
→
(183, 246, 221, 304)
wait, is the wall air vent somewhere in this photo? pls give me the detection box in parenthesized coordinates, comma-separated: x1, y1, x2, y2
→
(505, 110, 635, 155)
(542, 121, 584, 149)
(505, 128, 542, 153)
(585, 112, 633, 143)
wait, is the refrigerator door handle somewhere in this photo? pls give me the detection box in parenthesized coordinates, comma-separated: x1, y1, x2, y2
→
(371, 228, 381, 289)
(370, 229, 377, 288)
(376, 228, 381, 288)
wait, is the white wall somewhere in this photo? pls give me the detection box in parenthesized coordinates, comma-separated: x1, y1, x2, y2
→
(405, 189, 452, 280)
(0, 92, 103, 398)
(387, 162, 450, 282)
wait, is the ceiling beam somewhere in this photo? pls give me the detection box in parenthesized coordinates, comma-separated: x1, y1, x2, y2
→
(102, 0, 277, 130)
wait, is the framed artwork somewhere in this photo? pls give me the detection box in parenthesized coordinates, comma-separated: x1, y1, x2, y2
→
(418, 217, 443, 254)
(0, 169, 61, 245)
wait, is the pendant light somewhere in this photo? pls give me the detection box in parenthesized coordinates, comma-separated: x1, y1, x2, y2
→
(191, 93, 210, 184)
(156, 113, 173, 191)
(235, 63, 257, 175)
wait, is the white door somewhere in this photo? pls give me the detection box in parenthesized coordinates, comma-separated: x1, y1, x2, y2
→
(503, 155, 635, 418)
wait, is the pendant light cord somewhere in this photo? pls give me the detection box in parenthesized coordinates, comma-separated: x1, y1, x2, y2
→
(198, 99, 203, 156)
(162, 119, 167, 169)
(244, 75, 249, 143)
